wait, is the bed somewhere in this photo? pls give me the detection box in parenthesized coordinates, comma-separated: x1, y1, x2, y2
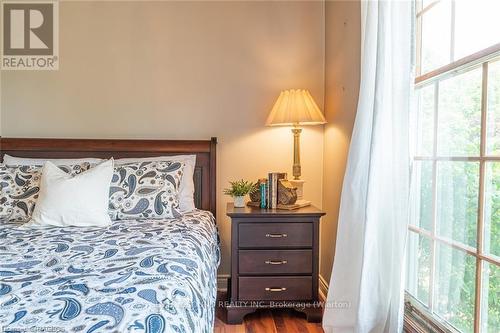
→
(0, 138, 219, 333)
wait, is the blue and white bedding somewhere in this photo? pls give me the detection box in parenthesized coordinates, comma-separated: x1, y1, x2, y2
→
(0, 210, 220, 333)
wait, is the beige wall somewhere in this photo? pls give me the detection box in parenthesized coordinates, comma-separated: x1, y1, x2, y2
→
(321, 0, 360, 284)
(0, 1, 325, 276)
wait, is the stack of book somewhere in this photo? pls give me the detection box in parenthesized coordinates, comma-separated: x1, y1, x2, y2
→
(266, 172, 287, 209)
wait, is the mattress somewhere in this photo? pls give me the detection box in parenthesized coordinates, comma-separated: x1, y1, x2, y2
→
(0, 210, 220, 333)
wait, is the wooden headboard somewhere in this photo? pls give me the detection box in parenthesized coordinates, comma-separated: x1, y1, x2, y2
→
(0, 137, 217, 216)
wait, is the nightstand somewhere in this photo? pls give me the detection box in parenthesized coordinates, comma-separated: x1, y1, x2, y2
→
(226, 203, 325, 324)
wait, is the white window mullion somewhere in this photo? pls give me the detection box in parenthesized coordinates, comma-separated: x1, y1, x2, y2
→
(429, 81, 439, 312)
(479, 63, 489, 254)
(473, 61, 489, 333)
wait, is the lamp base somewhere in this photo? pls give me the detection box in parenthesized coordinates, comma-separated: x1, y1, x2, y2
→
(289, 179, 305, 200)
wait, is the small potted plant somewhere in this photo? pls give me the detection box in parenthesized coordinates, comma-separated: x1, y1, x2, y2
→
(224, 179, 256, 208)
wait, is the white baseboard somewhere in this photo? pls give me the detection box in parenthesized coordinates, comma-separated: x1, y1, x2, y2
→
(217, 273, 330, 300)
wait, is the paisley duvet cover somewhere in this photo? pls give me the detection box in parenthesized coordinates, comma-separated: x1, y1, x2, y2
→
(0, 210, 220, 333)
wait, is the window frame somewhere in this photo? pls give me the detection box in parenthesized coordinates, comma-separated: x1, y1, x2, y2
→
(406, 1, 500, 332)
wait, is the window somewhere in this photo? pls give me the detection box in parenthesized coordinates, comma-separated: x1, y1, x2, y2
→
(406, 1, 500, 332)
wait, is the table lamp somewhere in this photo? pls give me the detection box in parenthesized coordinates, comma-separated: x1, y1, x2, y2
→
(266, 89, 326, 200)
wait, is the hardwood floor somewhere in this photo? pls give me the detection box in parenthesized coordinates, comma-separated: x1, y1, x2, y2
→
(214, 292, 325, 333)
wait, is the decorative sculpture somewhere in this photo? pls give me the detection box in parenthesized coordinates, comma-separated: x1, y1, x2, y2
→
(277, 179, 298, 205)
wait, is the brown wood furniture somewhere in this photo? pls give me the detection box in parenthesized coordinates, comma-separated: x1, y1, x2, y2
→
(226, 203, 325, 324)
(0, 137, 217, 215)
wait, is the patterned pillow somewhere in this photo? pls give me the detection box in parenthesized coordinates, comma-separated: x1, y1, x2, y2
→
(108, 161, 185, 220)
(0, 163, 91, 222)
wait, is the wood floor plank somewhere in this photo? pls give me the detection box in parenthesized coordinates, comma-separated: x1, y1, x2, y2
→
(305, 320, 324, 333)
(286, 310, 310, 333)
(245, 310, 277, 333)
(274, 310, 300, 333)
(272, 310, 288, 333)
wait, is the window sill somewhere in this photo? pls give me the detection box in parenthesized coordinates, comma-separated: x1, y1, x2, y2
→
(403, 293, 459, 333)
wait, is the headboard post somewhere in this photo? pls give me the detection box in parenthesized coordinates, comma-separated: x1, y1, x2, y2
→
(209, 137, 217, 216)
(0, 137, 217, 216)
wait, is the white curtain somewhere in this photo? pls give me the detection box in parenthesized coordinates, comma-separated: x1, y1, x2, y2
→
(322, 1, 414, 333)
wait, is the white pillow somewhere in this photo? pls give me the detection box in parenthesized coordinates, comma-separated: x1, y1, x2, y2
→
(3, 154, 103, 166)
(27, 159, 114, 228)
(114, 155, 196, 213)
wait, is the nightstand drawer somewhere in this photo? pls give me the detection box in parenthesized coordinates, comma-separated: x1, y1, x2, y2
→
(238, 222, 313, 248)
(238, 276, 312, 301)
(239, 250, 312, 275)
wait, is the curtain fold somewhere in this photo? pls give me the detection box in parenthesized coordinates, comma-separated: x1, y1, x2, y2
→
(322, 1, 414, 332)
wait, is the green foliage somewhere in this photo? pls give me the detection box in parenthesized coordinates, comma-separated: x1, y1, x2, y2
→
(223, 179, 256, 197)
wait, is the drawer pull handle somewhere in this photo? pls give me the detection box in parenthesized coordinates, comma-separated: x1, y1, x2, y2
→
(265, 260, 288, 265)
(265, 287, 287, 292)
(265, 233, 288, 238)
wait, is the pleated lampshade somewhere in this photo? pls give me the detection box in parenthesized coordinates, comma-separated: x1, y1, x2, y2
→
(266, 89, 327, 126)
